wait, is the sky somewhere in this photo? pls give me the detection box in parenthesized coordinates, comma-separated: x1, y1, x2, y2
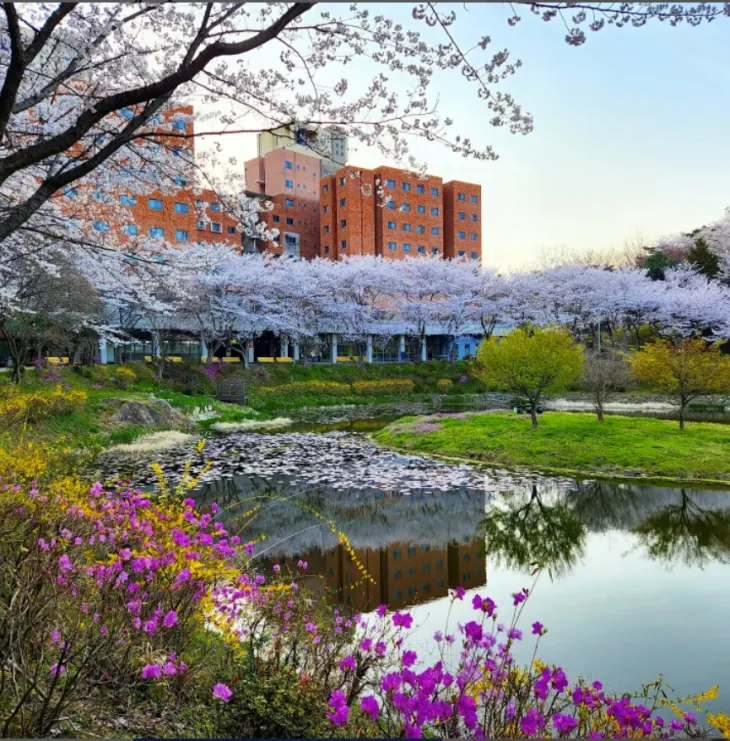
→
(214, 3, 730, 271)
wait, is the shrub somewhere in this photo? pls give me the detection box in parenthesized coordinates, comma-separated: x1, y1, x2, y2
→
(437, 378, 453, 389)
(258, 381, 351, 397)
(113, 367, 136, 390)
(0, 385, 87, 430)
(352, 379, 414, 396)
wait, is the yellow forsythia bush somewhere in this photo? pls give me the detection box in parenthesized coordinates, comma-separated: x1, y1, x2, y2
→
(114, 367, 136, 389)
(0, 385, 87, 429)
(258, 381, 351, 396)
(437, 378, 453, 388)
(352, 379, 414, 395)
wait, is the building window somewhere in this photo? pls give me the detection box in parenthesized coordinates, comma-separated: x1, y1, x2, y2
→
(195, 199, 203, 208)
(408, 567, 416, 576)
(401, 203, 410, 212)
(197, 220, 205, 230)
(93, 221, 109, 232)
(431, 207, 439, 216)
(340, 176, 346, 185)
(402, 182, 411, 191)
(174, 176, 187, 186)
(172, 146, 183, 158)
(416, 184, 425, 194)
(471, 214, 478, 222)
(416, 225, 425, 234)
(402, 223, 411, 232)
(341, 240, 347, 250)
(431, 226, 439, 235)
(323, 205, 329, 214)
(324, 224, 329, 233)
(227, 225, 236, 234)
(149, 226, 164, 238)
(174, 202, 189, 214)
(387, 221, 396, 230)
(173, 119, 186, 131)
(284, 160, 293, 170)
(284, 180, 293, 189)
(176, 229, 189, 242)
(296, 164, 301, 170)
(388, 241, 397, 251)
(458, 192, 466, 201)
(437, 560, 444, 569)
(386, 179, 395, 188)
(402, 243, 411, 252)
(323, 184, 329, 193)
(458, 250, 466, 257)
(286, 199, 294, 207)
(272, 215, 280, 223)
(471, 194, 478, 203)
(393, 569, 402, 579)
(340, 219, 347, 228)
(464, 571, 472, 580)
(63, 187, 77, 198)
(431, 187, 439, 196)
(471, 233, 478, 241)
(423, 582, 431, 593)
(210, 222, 222, 233)
(121, 107, 133, 119)
(458, 212, 466, 220)
(324, 246, 330, 254)
(394, 590, 402, 600)
(393, 549, 401, 559)
(122, 224, 138, 236)
(417, 205, 425, 214)
(286, 217, 294, 225)
(93, 191, 107, 202)
(458, 230, 466, 239)
(471, 251, 478, 259)
(120, 194, 136, 206)
(340, 198, 346, 207)
(431, 247, 439, 255)
(387, 200, 396, 210)
(148, 198, 163, 211)
(417, 245, 426, 254)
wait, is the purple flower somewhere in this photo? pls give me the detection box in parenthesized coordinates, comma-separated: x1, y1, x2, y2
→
(433, 631, 443, 641)
(58, 554, 73, 572)
(552, 713, 579, 734)
(512, 591, 526, 606)
(360, 638, 373, 651)
(520, 709, 545, 736)
(360, 695, 379, 723)
(141, 664, 162, 680)
(392, 612, 413, 629)
(463, 620, 483, 643)
(162, 662, 177, 676)
(531, 621, 545, 635)
(453, 586, 466, 600)
(507, 628, 522, 641)
(684, 713, 697, 726)
(402, 650, 417, 668)
(49, 663, 66, 676)
(670, 720, 683, 732)
(326, 689, 349, 726)
(339, 655, 357, 672)
(162, 610, 178, 628)
(50, 629, 61, 644)
(273, 564, 280, 572)
(212, 683, 233, 702)
(376, 604, 388, 618)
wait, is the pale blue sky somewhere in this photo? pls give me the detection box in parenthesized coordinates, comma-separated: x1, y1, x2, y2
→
(229, 3, 730, 270)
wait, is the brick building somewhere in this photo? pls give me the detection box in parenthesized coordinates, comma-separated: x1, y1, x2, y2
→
(320, 165, 482, 262)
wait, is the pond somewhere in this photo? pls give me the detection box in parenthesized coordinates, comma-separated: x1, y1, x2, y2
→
(98, 423, 730, 716)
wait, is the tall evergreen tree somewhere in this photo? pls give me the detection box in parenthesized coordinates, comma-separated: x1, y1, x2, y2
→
(687, 237, 721, 279)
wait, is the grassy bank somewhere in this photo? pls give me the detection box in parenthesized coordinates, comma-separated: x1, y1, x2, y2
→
(373, 411, 730, 484)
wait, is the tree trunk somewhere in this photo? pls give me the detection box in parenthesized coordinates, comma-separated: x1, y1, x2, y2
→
(596, 405, 604, 423)
(530, 405, 538, 429)
(679, 401, 686, 430)
(449, 339, 457, 366)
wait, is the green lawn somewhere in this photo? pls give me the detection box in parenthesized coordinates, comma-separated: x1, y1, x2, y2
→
(373, 411, 730, 484)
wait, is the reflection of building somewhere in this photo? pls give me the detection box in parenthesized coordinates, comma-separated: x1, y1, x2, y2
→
(261, 536, 485, 613)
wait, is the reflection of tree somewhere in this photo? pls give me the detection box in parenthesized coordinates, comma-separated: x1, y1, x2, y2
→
(632, 489, 730, 568)
(480, 484, 586, 578)
(563, 480, 642, 532)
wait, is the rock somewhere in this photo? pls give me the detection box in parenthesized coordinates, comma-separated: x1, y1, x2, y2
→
(113, 400, 189, 429)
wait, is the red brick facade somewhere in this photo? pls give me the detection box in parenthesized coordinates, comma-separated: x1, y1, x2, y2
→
(443, 180, 482, 261)
(320, 165, 482, 262)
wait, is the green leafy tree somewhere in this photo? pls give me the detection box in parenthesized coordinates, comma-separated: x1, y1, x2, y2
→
(630, 339, 730, 429)
(687, 237, 721, 279)
(476, 326, 584, 428)
(645, 250, 678, 281)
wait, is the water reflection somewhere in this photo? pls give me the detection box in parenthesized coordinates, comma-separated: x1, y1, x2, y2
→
(194, 470, 730, 613)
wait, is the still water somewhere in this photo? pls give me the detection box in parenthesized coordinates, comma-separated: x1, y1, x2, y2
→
(102, 424, 730, 715)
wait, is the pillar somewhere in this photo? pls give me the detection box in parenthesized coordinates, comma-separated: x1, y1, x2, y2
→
(366, 335, 373, 364)
(421, 338, 427, 362)
(201, 341, 208, 363)
(330, 333, 338, 364)
(399, 335, 406, 361)
(293, 344, 300, 362)
(99, 338, 108, 365)
(247, 340, 254, 364)
(280, 341, 289, 358)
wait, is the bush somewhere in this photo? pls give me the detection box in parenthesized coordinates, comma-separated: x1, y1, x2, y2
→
(0, 385, 87, 429)
(113, 367, 136, 390)
(258, 381, 351, 397)
(351, 379, 414, 395)
(437, 378, 453, 389)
